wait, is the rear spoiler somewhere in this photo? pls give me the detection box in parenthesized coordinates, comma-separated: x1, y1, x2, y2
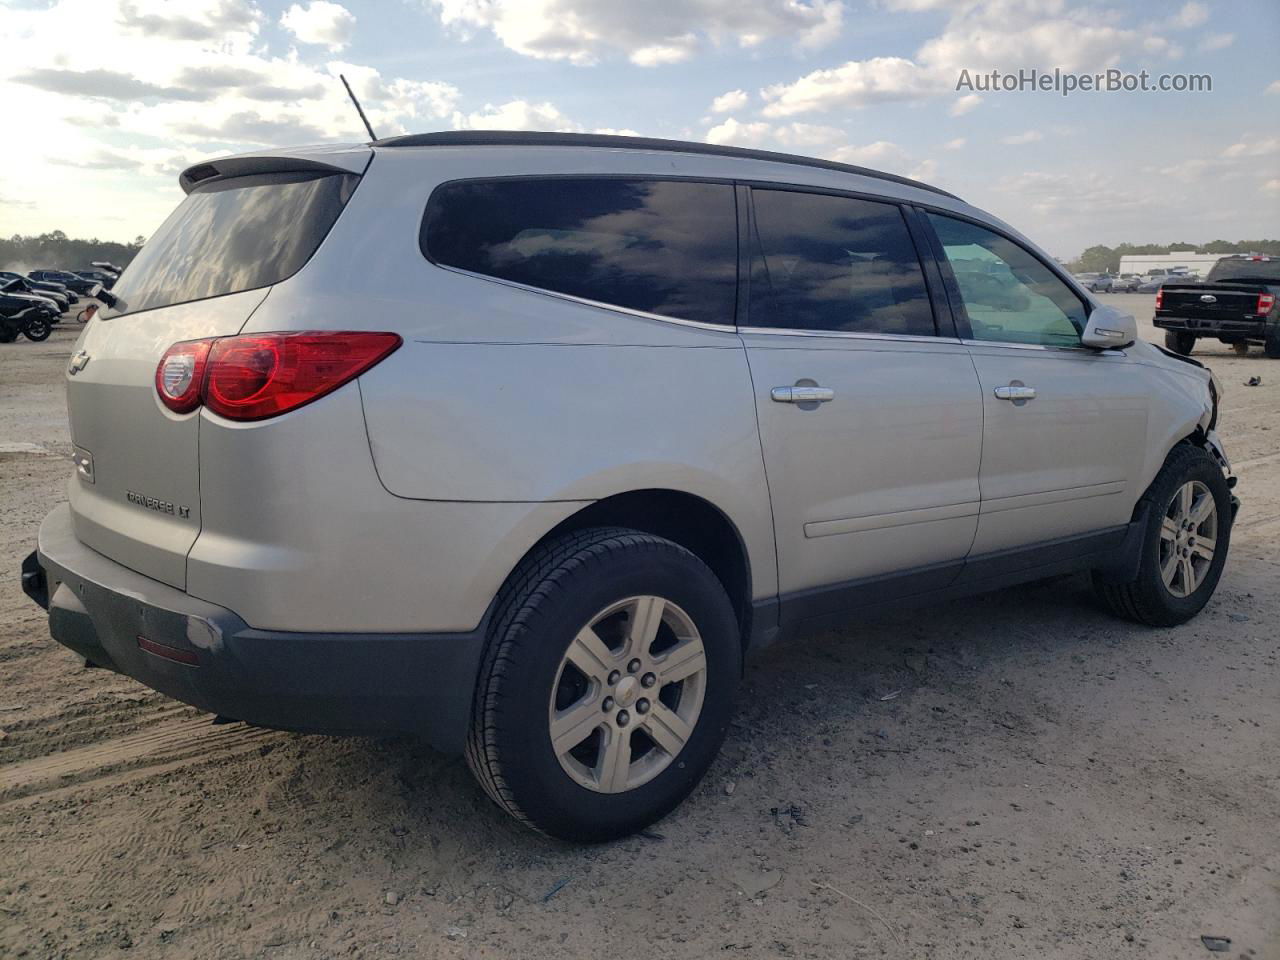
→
(178, 145, 372, 194)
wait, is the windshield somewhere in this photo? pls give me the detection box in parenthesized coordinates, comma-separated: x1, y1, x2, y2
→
(1207, 258, 1280, 283)
(1, 279, 18, 292)
(108, 170, 358, 317)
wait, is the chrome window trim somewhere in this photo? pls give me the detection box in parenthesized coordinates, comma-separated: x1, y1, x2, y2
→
(741, 327, 962, 345)
(961, 338, 1126, 357)
(432, 263, 739, 333)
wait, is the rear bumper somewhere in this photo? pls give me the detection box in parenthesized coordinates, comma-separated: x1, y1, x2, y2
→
(1153, 315, 1268, 337)
(23, 504, 486, 753)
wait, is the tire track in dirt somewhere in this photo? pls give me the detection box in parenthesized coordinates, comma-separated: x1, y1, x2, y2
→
(0, 715, 283, 805)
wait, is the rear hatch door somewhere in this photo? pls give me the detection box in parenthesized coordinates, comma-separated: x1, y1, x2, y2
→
(66, 154, 367, 589)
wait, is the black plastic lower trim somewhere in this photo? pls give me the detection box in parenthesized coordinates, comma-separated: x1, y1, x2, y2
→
(27, 505, 485, 753)
(753, 520, 1145, 647)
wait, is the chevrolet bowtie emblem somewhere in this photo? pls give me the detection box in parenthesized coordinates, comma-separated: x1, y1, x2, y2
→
(68, 351, 90, 375)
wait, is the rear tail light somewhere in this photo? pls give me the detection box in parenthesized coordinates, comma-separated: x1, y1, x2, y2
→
(156, 339, 212, 413)
(155, 331, 401, 421)
(1258, 293, 1276, 315)
(1154, 288, 1163, 310)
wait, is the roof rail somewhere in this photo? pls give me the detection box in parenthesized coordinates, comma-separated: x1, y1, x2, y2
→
(372, 131, 960, 200)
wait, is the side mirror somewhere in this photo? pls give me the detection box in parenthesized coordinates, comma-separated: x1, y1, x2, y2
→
(1081, 304, 1137, 349)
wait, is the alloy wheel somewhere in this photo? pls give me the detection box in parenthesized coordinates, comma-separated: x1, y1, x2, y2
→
(1159, 480, 1218, 598)
(548, 595, 707, 793)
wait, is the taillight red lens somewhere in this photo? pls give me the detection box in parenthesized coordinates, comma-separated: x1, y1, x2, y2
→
(1154, 288, 1163, 310)
(155, 339, 212, 413)
(203, 332, 402, 421)
(155, 332, 401, 420)
(1258, 293, 1276, 315)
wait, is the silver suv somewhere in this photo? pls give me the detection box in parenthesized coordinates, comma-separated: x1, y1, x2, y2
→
(22, 133, 1238, 841)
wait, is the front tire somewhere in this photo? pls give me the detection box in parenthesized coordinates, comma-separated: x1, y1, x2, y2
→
(23, 317, 52, 341)
(465, 527, 741, 842)
(1164, 330, 1196, 355)
(1093, 444, 1231, 626)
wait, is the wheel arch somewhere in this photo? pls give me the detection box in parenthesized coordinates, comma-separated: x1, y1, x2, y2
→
(521, 489, 757, 652)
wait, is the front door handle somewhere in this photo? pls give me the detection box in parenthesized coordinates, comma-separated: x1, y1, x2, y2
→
(993, 384, 1036, 402)
(771, 385, 835, 404)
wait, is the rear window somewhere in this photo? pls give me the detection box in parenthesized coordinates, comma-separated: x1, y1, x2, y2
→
(108, 171, 358, 316)
(1206, 258, 1280, 282)
(422, 177, 738, 326)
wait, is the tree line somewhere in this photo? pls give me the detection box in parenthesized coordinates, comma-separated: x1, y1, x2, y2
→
(0, 231, 144, 274)
(1068, 240, 1280, 274)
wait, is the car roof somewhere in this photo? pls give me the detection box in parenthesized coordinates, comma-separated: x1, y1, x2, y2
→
(372, 130, 960, 200)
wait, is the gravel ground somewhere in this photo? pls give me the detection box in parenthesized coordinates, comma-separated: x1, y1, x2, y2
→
(1, 294, 1277, 959)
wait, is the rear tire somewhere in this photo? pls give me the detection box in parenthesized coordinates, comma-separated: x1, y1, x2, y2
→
(1164, 330, 1196, 355)
(465, 527, 741, 842)
(1265, 324, 1280, 359)
(1093, 444, 1231, 627)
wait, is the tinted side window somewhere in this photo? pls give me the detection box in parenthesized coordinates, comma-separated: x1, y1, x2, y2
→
(746, 189, 935, 336)
(424, 178, 738, 325)
(927, 213, 1087, 347)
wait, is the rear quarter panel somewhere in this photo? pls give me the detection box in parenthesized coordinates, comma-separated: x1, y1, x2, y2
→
(242, 146, 803, 603)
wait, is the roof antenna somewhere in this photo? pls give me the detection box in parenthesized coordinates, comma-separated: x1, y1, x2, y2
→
(339, 73, 378, 142)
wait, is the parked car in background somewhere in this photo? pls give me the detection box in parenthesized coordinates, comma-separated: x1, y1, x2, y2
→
(0, 284, 56, 341)
(28, 269, 100, 297)
(1155, 255, 1280, 357)
(22, 132, 1238, 841)
(74, 269, 118, 289)
(0, 276, 69, 314)
(1075, 272, 1114, 292)
(1110, 275, 1142, 293)
(1137, 276, 1167, 293)
(0, 271, 78, 305)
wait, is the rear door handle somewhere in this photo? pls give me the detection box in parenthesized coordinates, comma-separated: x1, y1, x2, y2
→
(771, 385, 835, 404)
(993, 385, 1036, 402)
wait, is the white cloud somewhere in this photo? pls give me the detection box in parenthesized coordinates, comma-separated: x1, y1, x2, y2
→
(704, 117, 773, 147)
(453, 99, 581, 131)
(943, 137, 965, 150)
(1221, 136, 1280, 159)
(909, 158, 938, 180)
(1002, 130, 1043, 145)
(949, 93, 981, 115)
(710, 89, 749, 113)
(1197, 33, 1233, 52)
(774, 122, 846, 148)
(762, 1, 1179, 117)
(826, 140, 909, 168)
(761, 56, 939, 116)
(1170, 2, 1209, 29)
(0, 0, 462, 237)
(281, 1, 356, 51)
(427, 0, 844, 66)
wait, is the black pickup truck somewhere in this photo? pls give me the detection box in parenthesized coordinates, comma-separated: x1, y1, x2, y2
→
(1154, 255, 1280, 357)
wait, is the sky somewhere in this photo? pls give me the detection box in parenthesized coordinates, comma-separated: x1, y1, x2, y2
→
(1, 0, 1277, 260)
